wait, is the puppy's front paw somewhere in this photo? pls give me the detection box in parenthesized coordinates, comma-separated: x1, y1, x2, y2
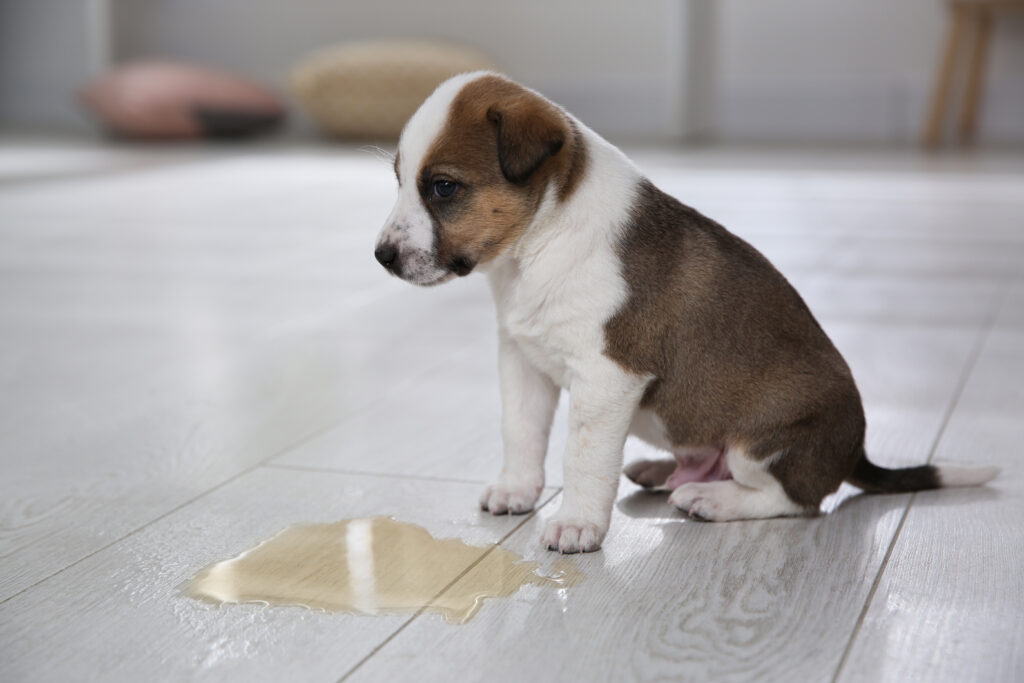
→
(542, 517, 605, 554)
(479, 478, 541, 515)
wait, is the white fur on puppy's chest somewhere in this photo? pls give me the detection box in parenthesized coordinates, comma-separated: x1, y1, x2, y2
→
(490, 239, 623, 390)
(506, 330, 571, 388)
(494, 269, 586, 388)
(488, 139, 644, 390)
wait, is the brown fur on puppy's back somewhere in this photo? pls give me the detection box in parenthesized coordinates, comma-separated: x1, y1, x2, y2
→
(604, 180, 866, 507)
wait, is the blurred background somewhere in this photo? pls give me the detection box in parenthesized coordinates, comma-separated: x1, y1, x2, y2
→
(3, 0, 1023, 147)
(3, 3, 1024, 680)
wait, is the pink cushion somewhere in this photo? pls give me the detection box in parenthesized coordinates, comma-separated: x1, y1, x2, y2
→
(78, 61, 285, 139)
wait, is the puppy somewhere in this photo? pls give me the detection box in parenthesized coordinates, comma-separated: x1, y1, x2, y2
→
(374, 72, 998, 553)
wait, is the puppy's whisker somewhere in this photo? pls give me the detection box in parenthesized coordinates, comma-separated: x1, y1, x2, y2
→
(359, 145, 396, 164)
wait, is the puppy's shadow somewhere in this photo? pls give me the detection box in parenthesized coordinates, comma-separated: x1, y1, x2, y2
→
(832, 482, 1002, 514)
(615, 481, 1003, 521)
(616, 487, 683, 521)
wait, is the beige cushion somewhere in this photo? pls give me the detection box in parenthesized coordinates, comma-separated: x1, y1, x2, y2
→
(290, 41, 495, 139)
(78, 61, 285, 139)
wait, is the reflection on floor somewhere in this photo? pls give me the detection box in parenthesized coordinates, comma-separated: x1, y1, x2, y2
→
(1, 137, 1022, 682)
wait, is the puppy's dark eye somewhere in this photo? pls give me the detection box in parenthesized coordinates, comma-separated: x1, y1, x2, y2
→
(433, 180, 457, 198)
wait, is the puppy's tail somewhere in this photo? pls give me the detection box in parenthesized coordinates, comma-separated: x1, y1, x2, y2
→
(847, 452, 999, 494)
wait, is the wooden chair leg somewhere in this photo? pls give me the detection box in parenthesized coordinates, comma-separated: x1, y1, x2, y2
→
(959, 7, 992, 145)
(923, 4, 967, 147)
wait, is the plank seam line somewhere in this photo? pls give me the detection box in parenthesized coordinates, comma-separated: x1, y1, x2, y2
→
(0, 306, 485, 605)
(261, 462, 492, 485)
(337, 488, 565, 682)
(0, 417, 351, 607)
(830, 296, 999, 682)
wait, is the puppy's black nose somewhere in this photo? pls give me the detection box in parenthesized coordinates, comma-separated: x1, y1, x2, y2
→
(375, 243, 398, 270)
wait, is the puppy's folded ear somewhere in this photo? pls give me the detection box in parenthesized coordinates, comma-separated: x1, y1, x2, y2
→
(487, 95, 566, 184)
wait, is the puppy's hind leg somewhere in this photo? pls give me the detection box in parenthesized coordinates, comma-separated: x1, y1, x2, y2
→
(669, 446, 807, 522)
(623, 459, 677, 489)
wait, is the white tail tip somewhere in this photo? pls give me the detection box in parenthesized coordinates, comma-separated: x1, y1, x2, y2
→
(937, 464, 1000, 488)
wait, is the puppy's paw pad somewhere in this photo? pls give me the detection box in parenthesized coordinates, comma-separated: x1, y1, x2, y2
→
(542, 518, 604, 554)
(479, 481, 540, 515)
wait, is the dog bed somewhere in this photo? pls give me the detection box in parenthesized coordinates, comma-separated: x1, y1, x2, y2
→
(290, 41, 495, 140)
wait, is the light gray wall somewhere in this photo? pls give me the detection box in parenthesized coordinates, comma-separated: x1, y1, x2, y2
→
(110, 0, 688, 141)
(3, 0, 1023, 143)
(715, 0, 1024, 143)
(0, 0, 110, 131)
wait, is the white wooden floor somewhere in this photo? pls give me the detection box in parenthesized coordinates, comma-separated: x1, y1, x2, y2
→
(1, 136, 1022, 682)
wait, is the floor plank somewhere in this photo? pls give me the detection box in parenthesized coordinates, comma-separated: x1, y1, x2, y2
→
(0, 135, 214, 185)
(0, 467, 554, 682)
(347, 479, 909, 682)
(837, 329, 1024, 682)
(0, 282, 507, 600)
(799, 274, 1002, 326)
(0, 153, 497, 599)
(1, 141, 1022, 681)
(342, 321, 989, 681)
(272, 324, 572, 485)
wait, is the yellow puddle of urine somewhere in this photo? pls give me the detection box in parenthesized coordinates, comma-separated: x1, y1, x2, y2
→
(184, 517, 582, 623)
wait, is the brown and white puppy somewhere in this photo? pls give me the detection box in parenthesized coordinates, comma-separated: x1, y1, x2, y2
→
(374, 72, 998, 553)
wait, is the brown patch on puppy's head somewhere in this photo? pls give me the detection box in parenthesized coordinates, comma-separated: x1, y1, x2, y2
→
(488, 93, 565, 184)
(418, 75, 587, 275)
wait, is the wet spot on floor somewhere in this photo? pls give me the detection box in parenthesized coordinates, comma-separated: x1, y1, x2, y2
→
(184, 517, 582, 623)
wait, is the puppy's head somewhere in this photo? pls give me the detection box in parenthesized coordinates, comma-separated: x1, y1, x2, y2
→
(375, 72, 583, 286)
